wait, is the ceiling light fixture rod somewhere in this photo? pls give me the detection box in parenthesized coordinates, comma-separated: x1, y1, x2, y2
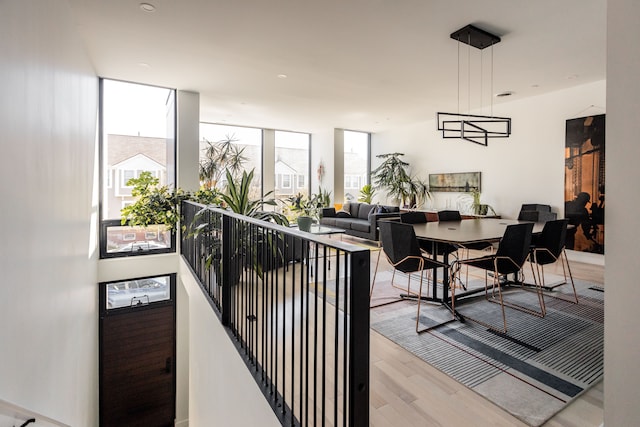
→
(437, 24, 511, 146)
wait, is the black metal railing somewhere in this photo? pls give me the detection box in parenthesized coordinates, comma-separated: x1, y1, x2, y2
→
(181, 201, 370, 427)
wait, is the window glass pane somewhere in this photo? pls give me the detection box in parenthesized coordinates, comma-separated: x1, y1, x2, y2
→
(106, 275, 171, 309)
(274, 130, 310, 202)
(101, 79, 174, 221)
(199, 123, 262, 198)
(104, 224, 171, 254)
(344, 130, 369, 202)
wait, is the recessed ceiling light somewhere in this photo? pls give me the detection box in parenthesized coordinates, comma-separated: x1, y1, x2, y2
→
(495, 91, 514, 98)
(277, 74, 288, 79)
(140, 3, 156, 12)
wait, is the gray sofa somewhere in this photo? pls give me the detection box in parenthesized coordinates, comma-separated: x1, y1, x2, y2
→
(319, 202, 400, 241)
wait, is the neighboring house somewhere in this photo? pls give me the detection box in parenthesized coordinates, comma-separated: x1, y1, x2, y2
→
(274, 158, 301, 197)
(105, 134, 168, 219)
(274, 147, 310, 199)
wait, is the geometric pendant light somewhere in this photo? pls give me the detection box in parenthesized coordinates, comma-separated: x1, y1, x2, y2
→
(437, 24, 512, 146)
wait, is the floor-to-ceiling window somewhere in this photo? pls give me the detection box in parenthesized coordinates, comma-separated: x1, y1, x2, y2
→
(199, 123, 263, 199)
(274, 130, 310, 202)
(343, 130, 370, 202)
(99, 79, 176, 257)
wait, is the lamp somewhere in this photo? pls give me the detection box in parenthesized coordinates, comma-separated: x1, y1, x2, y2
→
(437, 24, 512, 146)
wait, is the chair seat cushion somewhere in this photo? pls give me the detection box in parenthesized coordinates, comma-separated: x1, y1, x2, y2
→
(464, 256, 522, 275)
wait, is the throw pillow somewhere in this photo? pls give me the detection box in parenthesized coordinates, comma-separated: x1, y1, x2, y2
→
(376, 205, 388, 214)
(336, 211, 351, 218)
(368, 206, 378, 222)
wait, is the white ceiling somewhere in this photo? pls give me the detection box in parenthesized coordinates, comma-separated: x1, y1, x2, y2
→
(67, 0, 606, 133)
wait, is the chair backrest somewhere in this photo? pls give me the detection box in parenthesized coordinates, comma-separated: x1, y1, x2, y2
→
(400, 211, 427, 224)
(495, 223, 534, 271)
(517, 210, 540, 221)
(378, 221, 422, 273)
(437, 210, 462, 221)
(535, 219, 568, 262)
(520, 203, 552, 213)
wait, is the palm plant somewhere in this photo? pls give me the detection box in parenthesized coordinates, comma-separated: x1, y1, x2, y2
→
(199, 134, 248, 190)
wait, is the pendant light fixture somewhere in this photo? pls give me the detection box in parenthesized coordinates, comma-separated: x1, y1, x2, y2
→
(437, 24, 511, 146)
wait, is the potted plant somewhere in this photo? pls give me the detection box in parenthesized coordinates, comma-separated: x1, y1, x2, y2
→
(286, 192, 321, 231)
(459, 188, 497, 216)
(371, 152, 430, 208)
(358, 184, 375, 204)
(190, 168, 289, 279)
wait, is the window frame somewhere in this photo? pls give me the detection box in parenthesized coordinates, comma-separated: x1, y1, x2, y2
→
(98, 78, 177, 259)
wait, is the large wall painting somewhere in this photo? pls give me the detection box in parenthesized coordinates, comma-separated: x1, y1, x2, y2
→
(565, 114, 605, 254)
(429, 172, 481, 192)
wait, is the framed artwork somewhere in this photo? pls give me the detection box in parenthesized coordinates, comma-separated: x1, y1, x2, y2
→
(565, 114, 605, 254)
(428, 172, 481, 192)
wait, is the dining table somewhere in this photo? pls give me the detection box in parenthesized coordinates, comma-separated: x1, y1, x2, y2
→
(410, 218, 545, 320)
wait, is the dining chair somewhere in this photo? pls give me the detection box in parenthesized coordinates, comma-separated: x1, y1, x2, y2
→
(400, 211, 451, 256)
(451, 222, 544, 333)
(530, 219, 578, 303)
(372, 221, 448, 332)
(437, 210, 493, 289)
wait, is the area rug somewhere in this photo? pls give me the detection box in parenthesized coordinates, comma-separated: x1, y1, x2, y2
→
(369, 275, 604, 426)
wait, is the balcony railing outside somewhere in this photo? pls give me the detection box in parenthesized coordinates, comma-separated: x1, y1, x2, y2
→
(181, 201, 370, 427)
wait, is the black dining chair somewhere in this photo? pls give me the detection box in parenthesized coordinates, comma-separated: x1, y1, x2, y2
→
(437, 210, 493, 288)
(372, 221, 448, 332)
(399, 211, 448, 256)
(530, 219, 578, 303)
(451, 222, 544, 333)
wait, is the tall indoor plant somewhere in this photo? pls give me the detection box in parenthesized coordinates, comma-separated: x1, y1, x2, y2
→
(371, 152, 430, 208)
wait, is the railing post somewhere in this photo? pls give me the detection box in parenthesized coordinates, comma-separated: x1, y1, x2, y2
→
(221, 213, 231, 327)
(349, 249, 370, 427)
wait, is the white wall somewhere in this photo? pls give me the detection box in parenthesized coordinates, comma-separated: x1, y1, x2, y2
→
(605, 0, 640, 425)
(179, 260, 281, 427)
(372, 80, 606, 220)
(0, 1, 99, 425)
(311, 128, 335, 202)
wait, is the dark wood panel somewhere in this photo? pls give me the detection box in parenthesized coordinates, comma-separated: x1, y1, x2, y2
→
(100, 303, 175, 427)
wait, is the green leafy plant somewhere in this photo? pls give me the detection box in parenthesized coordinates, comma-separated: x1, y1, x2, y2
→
(286, 192, 322, 220)
(316, 186, 332, 208)
(120, 171, 188, 231)
(358, 184, 375, 204)
(190, 168, 289, 276)
(371, 152, 430, 208)
(220, 169, 288, 225)
(459, 188, 497, 216)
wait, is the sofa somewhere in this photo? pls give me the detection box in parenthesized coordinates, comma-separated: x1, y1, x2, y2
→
(319, 202, 400, 241)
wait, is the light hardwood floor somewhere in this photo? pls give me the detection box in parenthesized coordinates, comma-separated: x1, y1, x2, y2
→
(361, 238, 604, 427)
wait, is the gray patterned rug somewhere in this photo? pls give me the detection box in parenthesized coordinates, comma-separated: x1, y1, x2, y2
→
(369, 275, 604, 427)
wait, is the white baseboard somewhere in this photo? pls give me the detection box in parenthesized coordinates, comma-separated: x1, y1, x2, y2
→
(565, 249, 605, 266)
